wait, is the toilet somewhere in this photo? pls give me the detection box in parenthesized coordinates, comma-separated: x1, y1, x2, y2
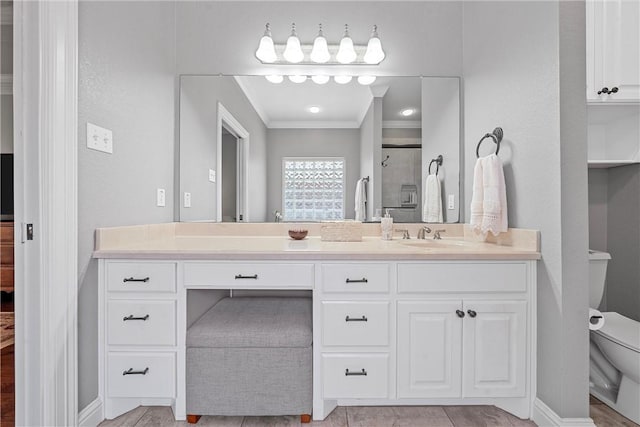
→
(589, 250, 640, 424)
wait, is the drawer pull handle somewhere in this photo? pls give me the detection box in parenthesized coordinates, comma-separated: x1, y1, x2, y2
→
(456, 310, 465, 318)
(467, 310, 477, 318)
(345, 278, 368, 283)
(123, 367, 149, 376)
(235, 274, 258, 280)
(345, 368, 367, 376)
(123, 277, 150, 283)
(123, 314, 150, 322)
(345, 315, 368, 322)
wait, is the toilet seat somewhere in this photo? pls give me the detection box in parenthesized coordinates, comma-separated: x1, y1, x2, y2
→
(593, 312, 640, 353)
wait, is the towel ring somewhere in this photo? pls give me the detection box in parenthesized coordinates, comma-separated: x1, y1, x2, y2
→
(476, 127, 504, 158)
(428, 155, 443, 175)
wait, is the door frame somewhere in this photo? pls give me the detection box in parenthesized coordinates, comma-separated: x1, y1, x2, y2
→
(216, 102, 249, 222)
(13, 1, 78, 425)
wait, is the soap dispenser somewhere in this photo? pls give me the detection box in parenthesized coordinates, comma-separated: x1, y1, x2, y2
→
(381, 209, 393, 240)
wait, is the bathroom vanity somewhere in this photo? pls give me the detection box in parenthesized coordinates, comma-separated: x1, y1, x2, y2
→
(93, 223, 540, 422)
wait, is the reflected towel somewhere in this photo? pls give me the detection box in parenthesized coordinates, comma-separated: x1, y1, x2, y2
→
(470, 154, 508, 236)
(355, 178, 367, 221)
(422, 174, 443, 223)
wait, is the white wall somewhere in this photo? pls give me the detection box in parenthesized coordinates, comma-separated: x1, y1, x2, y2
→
(175, 1, 463, 77)
(266, 128, 361, 221)
(179, 76, 268, 222)
(359, 100, 383, 220)
(588, 169, 608, 251)
(78, 1, 176, 411)
(463, 0, 589, 419)
(1, 96, 12, 153)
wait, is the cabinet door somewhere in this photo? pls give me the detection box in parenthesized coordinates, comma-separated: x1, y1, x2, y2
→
(462, 300, 526, 398)
(397, 301, 462, 398)
(587, 0, 640, 102)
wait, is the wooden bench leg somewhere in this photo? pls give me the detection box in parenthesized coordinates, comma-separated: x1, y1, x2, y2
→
(301, 414, 312, 423)
(187, 415, 201, 424)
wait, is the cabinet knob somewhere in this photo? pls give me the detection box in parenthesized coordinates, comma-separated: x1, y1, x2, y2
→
(597, 87, 608, 95)
(456, 309, 465, 318)
(467, 310, 477, 318)
(610, 86, 619, 93)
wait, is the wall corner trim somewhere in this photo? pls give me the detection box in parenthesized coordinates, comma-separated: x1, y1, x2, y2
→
(532, 398, 596, 427)
(78, 397, 104, 427)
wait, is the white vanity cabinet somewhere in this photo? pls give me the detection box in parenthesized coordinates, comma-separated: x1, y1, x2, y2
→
(587, 0, 640, 103)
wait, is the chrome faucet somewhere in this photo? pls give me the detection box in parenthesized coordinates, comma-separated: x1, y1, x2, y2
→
(395, 229, 410, 239)
(274, 210, 282, 223)
(433, 229, 446, 240)
(417, 226, 432, 239)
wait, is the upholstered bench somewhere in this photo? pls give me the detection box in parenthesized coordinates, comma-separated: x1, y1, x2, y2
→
(186, 297, 313, 424)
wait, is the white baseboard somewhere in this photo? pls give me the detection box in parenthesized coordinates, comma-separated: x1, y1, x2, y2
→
(79, 397, 104, 427)
(532, 398, 596, 427)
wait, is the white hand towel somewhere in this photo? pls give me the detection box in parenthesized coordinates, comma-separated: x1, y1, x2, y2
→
(422, 174, 443, 223)
(355, 178, 367, 221)
(471, 154, 508, 236)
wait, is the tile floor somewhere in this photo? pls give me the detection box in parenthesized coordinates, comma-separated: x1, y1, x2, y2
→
(99, 405, 537, 427)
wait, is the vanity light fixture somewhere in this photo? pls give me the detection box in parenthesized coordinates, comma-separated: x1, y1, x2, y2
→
(334, 75, 353, 84)
(255, 23, 277, 63)
(364, 25, 385, 64)
(357, 75, 377, 85)
(288, 75, 307, 83)
(265, 75, 284, 84)
(308, 106, 321, 114)
(336, 24, 357, 64)
(311, 75, 330, 85)
(283, 23, 304, 63)
(400, 108, 415, 117)
(310, 24, 331, 63)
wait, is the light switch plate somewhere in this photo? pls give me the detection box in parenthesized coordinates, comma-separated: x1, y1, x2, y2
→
(209, 169, 216, 183)
(447, 194, 455, 210)
(184, 192, 191, 208)
(86, 122, 113, 154)
(156, 188, 166, 207)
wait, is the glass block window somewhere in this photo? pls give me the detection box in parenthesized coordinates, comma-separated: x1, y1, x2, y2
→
(282, 157, 345, 221)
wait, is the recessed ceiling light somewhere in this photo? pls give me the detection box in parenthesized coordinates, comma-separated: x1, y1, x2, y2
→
(265, 75, 284, 84)
(401, 108, 415, 117)
(357, 75, 377, 85)
(334, 75, 353, 84)
(288, 75, 307, 84)
(308, 106, 321, 114)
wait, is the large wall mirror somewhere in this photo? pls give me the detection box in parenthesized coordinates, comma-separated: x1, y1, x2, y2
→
(179, 75, 460, 223)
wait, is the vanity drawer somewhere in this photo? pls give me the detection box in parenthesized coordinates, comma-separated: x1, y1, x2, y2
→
(322, 353, 389, 399)
(107, 300, 176, 346)
(322, 301, 389, 347)
(397, 262, 527, 293)
(321, 263, 390, 293)
(107, 262, 176, 293)
(107, 352, 175, 398)
(183, 262, 314, 289)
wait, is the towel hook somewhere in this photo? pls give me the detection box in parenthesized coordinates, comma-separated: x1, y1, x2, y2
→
(476, 127, 503, 158)
(428, 155, 443, 175)
(381, 155, 390, 167)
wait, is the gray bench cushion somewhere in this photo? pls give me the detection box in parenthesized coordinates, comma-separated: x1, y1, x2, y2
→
(187, 297, 312, 348)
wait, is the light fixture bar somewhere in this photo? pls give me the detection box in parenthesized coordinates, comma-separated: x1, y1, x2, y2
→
(258, 44, 377, 65)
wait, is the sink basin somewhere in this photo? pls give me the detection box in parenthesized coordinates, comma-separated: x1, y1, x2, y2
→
(398, 239, 468, 249)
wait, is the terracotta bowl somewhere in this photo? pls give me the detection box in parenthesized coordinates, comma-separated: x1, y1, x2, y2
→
(288, 229, 308, 240)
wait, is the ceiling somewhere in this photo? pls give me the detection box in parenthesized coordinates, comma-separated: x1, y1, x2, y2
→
(234, 76, 421, 129)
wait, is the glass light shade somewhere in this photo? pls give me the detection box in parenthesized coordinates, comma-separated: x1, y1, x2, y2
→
(357, 75, 377, 85)
(334, 75, 353, 84)
(336, 36, 357, 64)
(265, 75, 284, 84)
(311, 75, 330, 84)
(255, 24, 277, 63)
(288, 75, 307, 83)
(364, 37, 385, 64)
(283, 24, 304, 63)
(310, 36, 330, 63)
(308, 106, 321, 114)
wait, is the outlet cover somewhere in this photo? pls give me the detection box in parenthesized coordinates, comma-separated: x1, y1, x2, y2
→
(447, 194, 455, 210)
(87, 123, 113, 154)
(157, 188, 166, 207)
(209, 169, 216, 183)
(184, 192, 192, 208)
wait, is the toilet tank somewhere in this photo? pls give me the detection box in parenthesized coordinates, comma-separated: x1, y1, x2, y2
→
(589, 250, 611, 308)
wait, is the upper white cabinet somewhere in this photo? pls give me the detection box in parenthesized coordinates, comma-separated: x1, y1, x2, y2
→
(587, 0, 640, 103)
